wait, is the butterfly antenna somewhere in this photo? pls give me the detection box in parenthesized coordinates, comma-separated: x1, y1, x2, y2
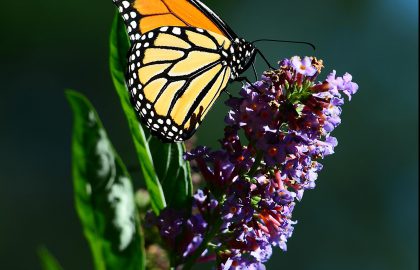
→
(252, 39, 316, 51)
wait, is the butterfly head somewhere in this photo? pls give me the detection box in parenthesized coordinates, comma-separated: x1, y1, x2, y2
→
(228, 38, 256, 79)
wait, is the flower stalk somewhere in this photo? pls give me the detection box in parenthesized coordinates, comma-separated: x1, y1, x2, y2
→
(147, 56, 359, 269)
(182, 217, 223, 270)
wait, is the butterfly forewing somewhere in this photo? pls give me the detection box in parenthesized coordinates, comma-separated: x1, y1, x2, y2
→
(113, 0, 232, 42)
(127, 27, 232, 141)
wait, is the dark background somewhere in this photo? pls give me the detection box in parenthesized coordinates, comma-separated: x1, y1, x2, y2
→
(0, 0, 418, 269)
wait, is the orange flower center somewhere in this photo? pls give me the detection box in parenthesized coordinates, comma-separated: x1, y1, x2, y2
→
(268, 147, 278, 157)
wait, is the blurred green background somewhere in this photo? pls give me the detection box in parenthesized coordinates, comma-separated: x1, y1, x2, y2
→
(0, 0, 418, 269)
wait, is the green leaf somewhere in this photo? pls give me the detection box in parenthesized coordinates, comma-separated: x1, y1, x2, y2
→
(66, 90, 145, 270)
(149, 141, 193, 209)
(109, 14, 192, 211)
(109, 13, 166, 213)
(37, 247, 63, 270)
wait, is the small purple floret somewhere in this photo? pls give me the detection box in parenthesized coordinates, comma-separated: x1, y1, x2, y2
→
(291, 56, 317, 76)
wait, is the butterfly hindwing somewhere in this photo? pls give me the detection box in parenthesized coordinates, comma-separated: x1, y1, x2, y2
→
(112, 0, 234, 42)
(127, 27, 233, 141)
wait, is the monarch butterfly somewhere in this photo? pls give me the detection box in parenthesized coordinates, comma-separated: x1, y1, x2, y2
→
(113, 0, 257, 142)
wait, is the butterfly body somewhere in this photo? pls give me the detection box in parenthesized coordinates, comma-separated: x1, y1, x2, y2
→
(113, 0, 256, 141)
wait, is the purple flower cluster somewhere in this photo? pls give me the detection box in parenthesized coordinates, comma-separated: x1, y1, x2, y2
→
(152, 56, 358, 269)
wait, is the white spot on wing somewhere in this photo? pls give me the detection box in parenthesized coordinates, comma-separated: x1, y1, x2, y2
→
(122, 1, 130, 8)
(172, 27, 181, 35)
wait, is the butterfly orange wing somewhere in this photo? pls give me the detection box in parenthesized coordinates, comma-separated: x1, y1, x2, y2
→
(113, 0, 233, 42)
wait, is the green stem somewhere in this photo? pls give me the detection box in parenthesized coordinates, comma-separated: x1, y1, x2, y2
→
(182, 219, 222, 270)
(248, 151, 264, 177)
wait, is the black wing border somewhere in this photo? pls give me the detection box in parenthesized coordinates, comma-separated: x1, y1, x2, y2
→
(188, 0, 238, 40)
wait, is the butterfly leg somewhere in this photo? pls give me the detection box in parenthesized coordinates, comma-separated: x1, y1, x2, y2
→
(252, 63, 258, 81)
(234, 76, 259, 92)
(256, 49, 275, 70)
(223, 89, 233, 99)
